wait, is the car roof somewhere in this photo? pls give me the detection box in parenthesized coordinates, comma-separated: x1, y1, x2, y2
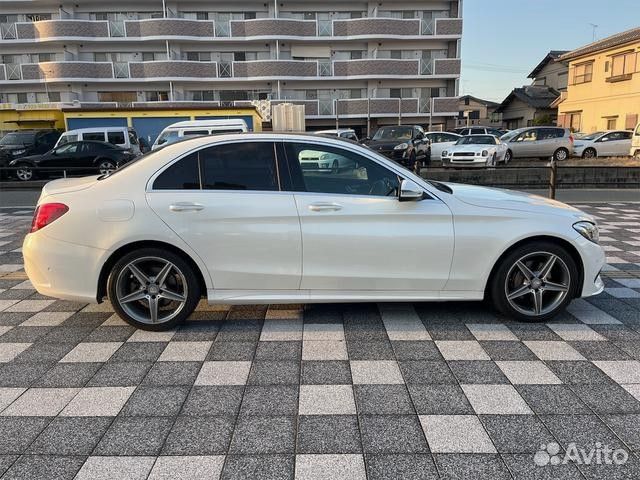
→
(316, 129, 355, 134)
(62, 127, 132, 134)
(163, 119, 248, 129)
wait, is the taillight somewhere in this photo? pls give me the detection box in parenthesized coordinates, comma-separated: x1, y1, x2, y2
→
(30, 203, 69, 233)
(569, 135, 574, 143)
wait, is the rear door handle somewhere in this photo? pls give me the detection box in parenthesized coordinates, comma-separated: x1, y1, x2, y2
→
(169, 202, 204, 212)
(308, 202, 342, 212)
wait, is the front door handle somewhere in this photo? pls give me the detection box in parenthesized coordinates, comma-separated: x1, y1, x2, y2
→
(308, 202, 342, 212)
(169, 202, 204, 212)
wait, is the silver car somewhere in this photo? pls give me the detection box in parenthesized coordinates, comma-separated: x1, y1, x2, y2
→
(501, 127, 574, 162)
(573, 130, 632, 158)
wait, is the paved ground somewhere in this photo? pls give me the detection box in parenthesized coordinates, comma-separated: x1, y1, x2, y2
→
(0, 202, 639, 479)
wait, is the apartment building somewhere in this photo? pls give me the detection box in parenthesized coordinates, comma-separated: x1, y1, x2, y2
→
(557, 27, 640, 133)
(0, 0, 463, 133)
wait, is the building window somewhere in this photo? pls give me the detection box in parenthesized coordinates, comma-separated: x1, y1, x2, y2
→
(609, 51, 636, 80)
(146, 91, 169, 102)
(569, 113, 581, 132)
(606, 118, 617, 130)
(572, 62, 593, 85)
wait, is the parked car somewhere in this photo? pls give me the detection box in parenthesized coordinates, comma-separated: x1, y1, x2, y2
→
(362, 125, 430, 168)
(500, 127, 574, 162)
(453, 126, 506, 137)
(441, 135, 508, 168)
(424, 131, 462, 160)
(152, 119, 249, 150)
(298, 148, 357, 173)
(0, 129, 60, 178)
(315, 128, 359, 142)
(56, 127, 142, 155)
(9, 140, 136, 181)
(633, 122, 640, 158)
(573, 130, 633, 158)
(23, 133, 604, 330)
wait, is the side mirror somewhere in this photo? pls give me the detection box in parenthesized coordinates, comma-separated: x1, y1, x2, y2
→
(398, 179, 424, 202)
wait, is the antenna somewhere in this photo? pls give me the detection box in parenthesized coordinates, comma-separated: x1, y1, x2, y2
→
(589, 23, 598, 42)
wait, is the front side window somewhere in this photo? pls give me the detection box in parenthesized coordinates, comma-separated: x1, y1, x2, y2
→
(84, 132, 106, 142)
(284, 142, 400, 197)
(55, 143, 78, 154)
(200, 142, 277, 191)
(515, 130, 538, 142)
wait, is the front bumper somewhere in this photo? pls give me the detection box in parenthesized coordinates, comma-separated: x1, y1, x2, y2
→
(575, 234, 606, 298)
(442, 156, 490, 168)
(23, 232, 107, 303)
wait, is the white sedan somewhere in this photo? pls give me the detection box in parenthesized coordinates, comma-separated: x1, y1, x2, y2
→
(573, 130, 633, 158)
(23, 133, 604, 330)
(441, 135, 509, 168)
(424, 131, 461, 159)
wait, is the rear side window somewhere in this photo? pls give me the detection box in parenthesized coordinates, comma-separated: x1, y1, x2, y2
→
(84, 132, 106, 142)
(200, 142, 277, 191)
(153, 153, 200, 190)
(107, 131, 126, 144)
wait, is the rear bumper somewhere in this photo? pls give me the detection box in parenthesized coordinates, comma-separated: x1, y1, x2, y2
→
(23, 232, 106, 303)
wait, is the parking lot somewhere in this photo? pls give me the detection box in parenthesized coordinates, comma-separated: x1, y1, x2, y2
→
(0, 202, 639, 479)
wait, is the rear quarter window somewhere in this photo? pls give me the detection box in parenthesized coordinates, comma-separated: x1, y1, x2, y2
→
(107, 131, 126, 144)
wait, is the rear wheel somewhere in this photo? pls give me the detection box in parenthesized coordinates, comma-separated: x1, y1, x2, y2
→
(489, 241, 578, 322)
(107, 248, 200, 330)
(582, 148, 597, 159)
(553, 148, 569, 161)
(98, 159, 117, 175)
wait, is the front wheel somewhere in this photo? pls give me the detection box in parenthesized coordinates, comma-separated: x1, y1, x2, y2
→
(107, 248, 201, 330)
(15, 163, 34, 181)
(582, 148, 597, 159)
(553, 148, 569, 161)
(489, 241, 578, 322)
(503, 150, 512, 164)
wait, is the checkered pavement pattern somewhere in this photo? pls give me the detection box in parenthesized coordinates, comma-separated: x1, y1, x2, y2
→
(0, 203, 639, 480)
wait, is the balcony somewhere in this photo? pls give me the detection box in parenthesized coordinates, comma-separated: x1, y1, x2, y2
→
(230, 19, 316, 37)
(125, 19, 214, 38)
(15, 20, 109, 39)
(2, 16, 461, 42)
(334, 59, 420, 78)
(20, 62, 114, 81)
(129, 61, 218, 79)
(233, 60, 318, 78)
(332, 18, 420, 37)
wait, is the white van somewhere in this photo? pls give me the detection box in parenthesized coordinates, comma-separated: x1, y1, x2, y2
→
(56, 127, 141, 155)
(152, 119, 249, 150)
(632, 122, 640, 158)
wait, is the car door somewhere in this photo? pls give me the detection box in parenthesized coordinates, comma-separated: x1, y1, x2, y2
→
(510, 129, 538, 158)
(45, 142, 82, 173)
(282, 140, 454, 292)
(146, 140, 302, 291)
(598, 131, 630, 156)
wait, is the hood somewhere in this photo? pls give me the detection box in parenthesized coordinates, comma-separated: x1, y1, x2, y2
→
(365, 140, 409, 150)
(446, 182, 593, 220)
(10, 154, 41, 164)
(41, 175, 99, 198)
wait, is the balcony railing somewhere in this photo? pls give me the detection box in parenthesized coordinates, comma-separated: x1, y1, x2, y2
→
(2, 16, 462, 41)
(0, 59, 459, 82)
(275, 97, 460, 117)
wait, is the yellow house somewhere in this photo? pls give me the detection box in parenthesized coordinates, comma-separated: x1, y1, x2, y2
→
(557, 27, 640, 133)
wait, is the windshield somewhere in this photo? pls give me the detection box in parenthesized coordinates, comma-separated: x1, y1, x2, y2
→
(578, 131, 605, 141)
(500, 131, 518, 142)
(372, 126, 413, 141)
(155, 130, 180, 147)
(0, 132, 35, 145)
(456, 136, 495, 145)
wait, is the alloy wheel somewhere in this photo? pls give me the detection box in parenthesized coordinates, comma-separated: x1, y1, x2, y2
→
(16, 166, 33, 181)
(99, 161, 116, 175)
(115, 256, 188, 325)
(504, 251, 571, 317)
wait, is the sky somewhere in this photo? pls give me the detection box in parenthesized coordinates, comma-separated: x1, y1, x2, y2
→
(461, 0, 639, 102)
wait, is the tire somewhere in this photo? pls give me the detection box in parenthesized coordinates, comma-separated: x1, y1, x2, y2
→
(489, 241, 579, 322)
(107, 248, 201, 331)
(98, 159, 117, 175)
(582, 148, 597, 159)
(503, 150, 512, 164)
(331, 160, 339, 174)
(15, 163, 34, 181)
(553, 148, 569, 161)
(408, 151, 417, 169)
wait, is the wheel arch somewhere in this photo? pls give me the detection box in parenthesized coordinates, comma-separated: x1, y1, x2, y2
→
(582, 147, 597, 158)
(96, 240, 208, 303)
(483, 235, 584, 300)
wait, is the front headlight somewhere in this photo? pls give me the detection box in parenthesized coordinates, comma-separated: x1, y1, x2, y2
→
(573, 221, 599, 244)
(11, 149, 26, 156)
(442, 151, 449, 157)
(320, 153, 330, 161)
(482, 150, 489, 156)
(394, 143, 409, 150)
